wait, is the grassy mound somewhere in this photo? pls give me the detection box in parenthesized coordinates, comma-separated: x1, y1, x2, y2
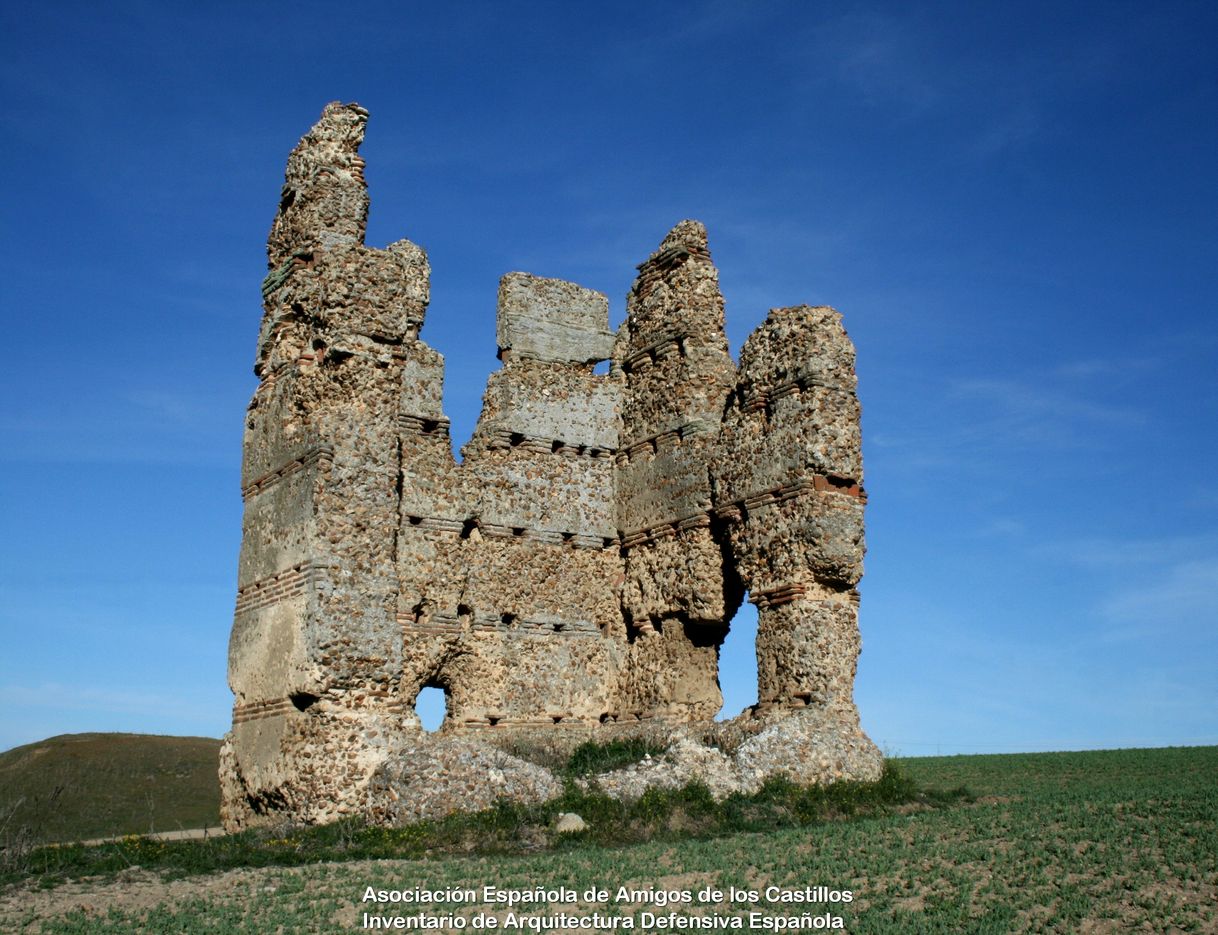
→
(0, 733, 221, 845)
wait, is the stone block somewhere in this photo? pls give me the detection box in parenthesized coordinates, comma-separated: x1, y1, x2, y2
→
(496, 273, 613, 363)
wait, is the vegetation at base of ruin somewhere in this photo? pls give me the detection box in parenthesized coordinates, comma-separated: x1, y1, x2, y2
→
(561, 737, 671, 778)
(3, 746, 1214, 934)
(1, 761, 947, 888)
(484, 735, 672, 776)
(0, 734, 221, 845)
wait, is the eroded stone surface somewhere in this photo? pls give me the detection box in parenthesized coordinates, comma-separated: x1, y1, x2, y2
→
(221, 103, 881, 829)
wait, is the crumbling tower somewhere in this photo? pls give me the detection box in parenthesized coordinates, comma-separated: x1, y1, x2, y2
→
(225, 103, 429, 816)
(613, 221, 740, 721)
(713, 308, 868, 716)
(222, 103, 881, 829)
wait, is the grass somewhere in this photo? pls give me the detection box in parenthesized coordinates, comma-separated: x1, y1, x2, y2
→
(562, 737, 669, 778)
(0, 733, 220, 844)
(2, 758, 938, 888)
(3, 745, 1215, 933)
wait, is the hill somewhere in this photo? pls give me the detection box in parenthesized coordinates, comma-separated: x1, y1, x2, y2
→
(0, 733, 221, 843)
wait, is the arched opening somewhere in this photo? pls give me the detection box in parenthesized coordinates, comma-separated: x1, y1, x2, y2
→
(415, 685, 448, 733)
(715, 594, 759, 721)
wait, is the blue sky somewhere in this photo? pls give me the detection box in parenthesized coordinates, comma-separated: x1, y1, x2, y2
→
(1, 1, 1215, 756)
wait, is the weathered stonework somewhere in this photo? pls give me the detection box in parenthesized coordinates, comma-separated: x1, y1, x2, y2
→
(221, 103, 882, 829)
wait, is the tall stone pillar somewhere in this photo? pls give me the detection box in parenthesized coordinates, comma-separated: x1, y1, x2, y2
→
(713, 306, 878, 749)
(222, 103, 430, 827)
(613, 222, 741, 722)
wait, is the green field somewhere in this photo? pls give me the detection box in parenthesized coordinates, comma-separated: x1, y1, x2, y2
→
(1, 745, 1214, 933)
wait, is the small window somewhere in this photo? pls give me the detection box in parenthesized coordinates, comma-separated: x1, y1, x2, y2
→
(415, 685, 447, 733)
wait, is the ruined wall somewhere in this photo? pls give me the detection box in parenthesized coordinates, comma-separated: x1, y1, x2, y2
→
(222, 103, 881, 829)
(403, 273, 626, 732)
(612, 222, 741, 723)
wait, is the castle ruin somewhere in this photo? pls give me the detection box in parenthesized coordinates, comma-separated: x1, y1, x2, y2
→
(221, 103, 882, 828)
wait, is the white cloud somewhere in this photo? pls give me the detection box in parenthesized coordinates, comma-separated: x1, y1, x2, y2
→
(812, 10, 943, 117)
(950, 376, 1144, 429)
(1053, 356, 1161, 379)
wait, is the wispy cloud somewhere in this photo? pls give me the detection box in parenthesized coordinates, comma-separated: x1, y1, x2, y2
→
(870, 366, 1150, 474)
(1188, 487, 1218, 510)
(969, 517, 1027, 539)
(1100, 557, 1218, 641)
(0, 385, 242, 466)
(811, 10, 942, 117)
(950, 377, 1144, 428)
(1039, 534, 1218, 569)
(797, 8, 1130, 160)
(1053, 356, 1161, 379)
(0, 683, 221, 720)
(971, 98, 1041, 158)
(124, 389, 228, 428)
(1029, 533, 1218, 643)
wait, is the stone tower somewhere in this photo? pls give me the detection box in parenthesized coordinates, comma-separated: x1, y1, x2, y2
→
(221, 103, 881, 828)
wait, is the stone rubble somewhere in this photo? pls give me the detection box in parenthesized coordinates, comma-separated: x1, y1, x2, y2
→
(554, 813, 587, 834)
(221, 102, 883, 830)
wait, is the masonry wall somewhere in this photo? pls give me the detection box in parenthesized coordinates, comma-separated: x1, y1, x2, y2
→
(222, 103, 880, 828)
(226, 104, 429, 822)
(397, 273, 626, 732)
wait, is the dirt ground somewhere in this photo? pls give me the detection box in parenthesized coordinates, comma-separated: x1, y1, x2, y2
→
(1, 862, 286, 931)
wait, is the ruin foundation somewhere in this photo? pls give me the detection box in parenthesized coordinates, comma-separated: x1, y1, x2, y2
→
(220, 102, 882, 829)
